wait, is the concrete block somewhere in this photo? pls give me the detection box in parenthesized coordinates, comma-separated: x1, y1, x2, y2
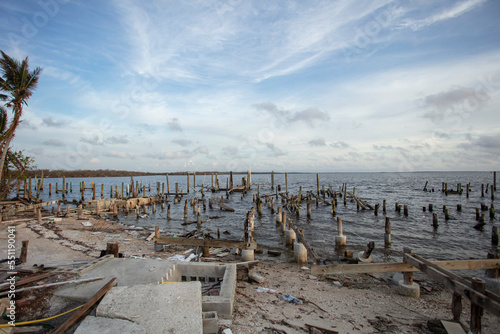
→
(202, 311, 218, 334)
(97, 282, 203, 334)
(74, 316, 146, 334)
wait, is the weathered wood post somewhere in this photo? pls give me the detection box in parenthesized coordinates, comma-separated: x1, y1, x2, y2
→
(471, 278, 486, 334)
(20, 240, 29, 263)
(271, 171, 274, 189)
(383, 199, 386, 213)
(398, 248, 420, 298)
(432, 213, 438, 228)
(106, 243, 119, 257)
(167, 204, 171, 219)
(276, 206, 282, 224)
(331, 199, 336, 216)
(316, 174, 320, 195)
(335, 217, 346, 247)
(384, 217, 391, 245)
(113, 204, 118, 218)
(452, 292, 462, 322)
(403, 205, 408, 216)
(492, 185, 495, 201)
(281, 211, 287, 233)
(307, 202, 312, 219)
(285, 173, 288, 193)
(492, 171, 496, 191)
(492, 226, 499, 245)
(357, 241, 374, 263)
(187, 172, 190, 193)
(78, 205, 83, 219)
(481, 184, 484, 197)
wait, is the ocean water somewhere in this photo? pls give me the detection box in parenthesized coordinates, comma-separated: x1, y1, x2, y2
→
(25, 171, 498, 268)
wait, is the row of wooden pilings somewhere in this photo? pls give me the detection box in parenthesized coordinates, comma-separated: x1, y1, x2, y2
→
(15, 171, 242, 202)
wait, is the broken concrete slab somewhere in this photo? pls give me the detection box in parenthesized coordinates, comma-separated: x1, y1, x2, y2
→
(55, 258, 176, 301)
(97, 282, 203, 334)
(74, 316, 146, 334)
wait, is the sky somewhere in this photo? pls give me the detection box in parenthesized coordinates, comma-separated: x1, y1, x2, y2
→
(0, 0, 499, 173)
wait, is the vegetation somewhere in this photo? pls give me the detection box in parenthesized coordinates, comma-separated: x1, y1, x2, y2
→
(0, 51, 41, 198)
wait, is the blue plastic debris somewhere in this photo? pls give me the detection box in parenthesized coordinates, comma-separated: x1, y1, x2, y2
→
(281, 294, 303, 304)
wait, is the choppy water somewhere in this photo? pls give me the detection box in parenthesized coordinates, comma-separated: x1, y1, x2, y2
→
(24, 171, 498, 268)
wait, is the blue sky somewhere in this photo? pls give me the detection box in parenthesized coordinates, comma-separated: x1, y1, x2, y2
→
(1, 0, 499, 172)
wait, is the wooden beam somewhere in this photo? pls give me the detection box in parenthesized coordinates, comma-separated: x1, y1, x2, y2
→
(0, 276, 105, 297)
(155, 237, 257, 249)
(51, 277, 116, 334)
(311, 259, 500, 276)
(404, 253, 500, 317)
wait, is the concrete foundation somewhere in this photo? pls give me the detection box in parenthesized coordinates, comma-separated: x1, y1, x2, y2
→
(241, 249, 254, 261)
(335, 235, 346, 247)
(357, 251, 372, 263)
(397, 280, 420, 299)
(56, 258, 237, 322)
(285, 229, 296, 245)
(96, 282, 203, 333)
(293, 242, 307, 264)
(164, 262, 237, 319)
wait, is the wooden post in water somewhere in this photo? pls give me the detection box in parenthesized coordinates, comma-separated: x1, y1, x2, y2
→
(428, 203, 433, 212)
(403, 205, 408, 216)
(166, 174, 170, 193)
(383, 199, 386, 213)
(492, 185, 495, 201)
(276, 206, 282, 223)
(316, 174, 320, 195)
(432, 213, 438, 228)
(335, 217, 346, 247)
(374, 204, 379, 216)
(492, 226, 499, 245)
(307, 202, 312, 219)
(187, 172, 190, 193)
(481, 184, 484, 197)
(384, 217, 391, 245)
(285, 173, 288, 193)
(271, 171, 274, 189)
(493, 171, 496, 191)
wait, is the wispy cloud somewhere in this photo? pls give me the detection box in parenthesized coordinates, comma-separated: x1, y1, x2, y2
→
(399, 0, 487, 31)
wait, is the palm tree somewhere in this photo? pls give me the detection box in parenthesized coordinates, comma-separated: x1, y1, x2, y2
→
(0, 51, 42, 188)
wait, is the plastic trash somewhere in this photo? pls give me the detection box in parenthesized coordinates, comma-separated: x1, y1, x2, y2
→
(281, 294, 303, 304)
(256, 287, 279, 295)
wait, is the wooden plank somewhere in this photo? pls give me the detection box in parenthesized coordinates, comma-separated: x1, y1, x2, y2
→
(0, 276, 105, 297)
(156, 237, 257, 249)
(404, 254, 500, 317)
(0, 272, 53, 291)
(51, 277, 116, 334)
(441, 320, 466, 334)
(311, 259, 500, 275)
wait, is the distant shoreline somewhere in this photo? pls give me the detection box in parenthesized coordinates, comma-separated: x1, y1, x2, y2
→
(21, 169, 495, 178)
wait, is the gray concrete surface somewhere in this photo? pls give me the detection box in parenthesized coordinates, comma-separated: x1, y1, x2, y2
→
(74, 316, 146, 334)
(55, 258, 176, 301)
(97, 281, 203, 334)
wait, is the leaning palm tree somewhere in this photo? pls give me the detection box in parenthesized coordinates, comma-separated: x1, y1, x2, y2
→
(0, 51, 42, 189)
